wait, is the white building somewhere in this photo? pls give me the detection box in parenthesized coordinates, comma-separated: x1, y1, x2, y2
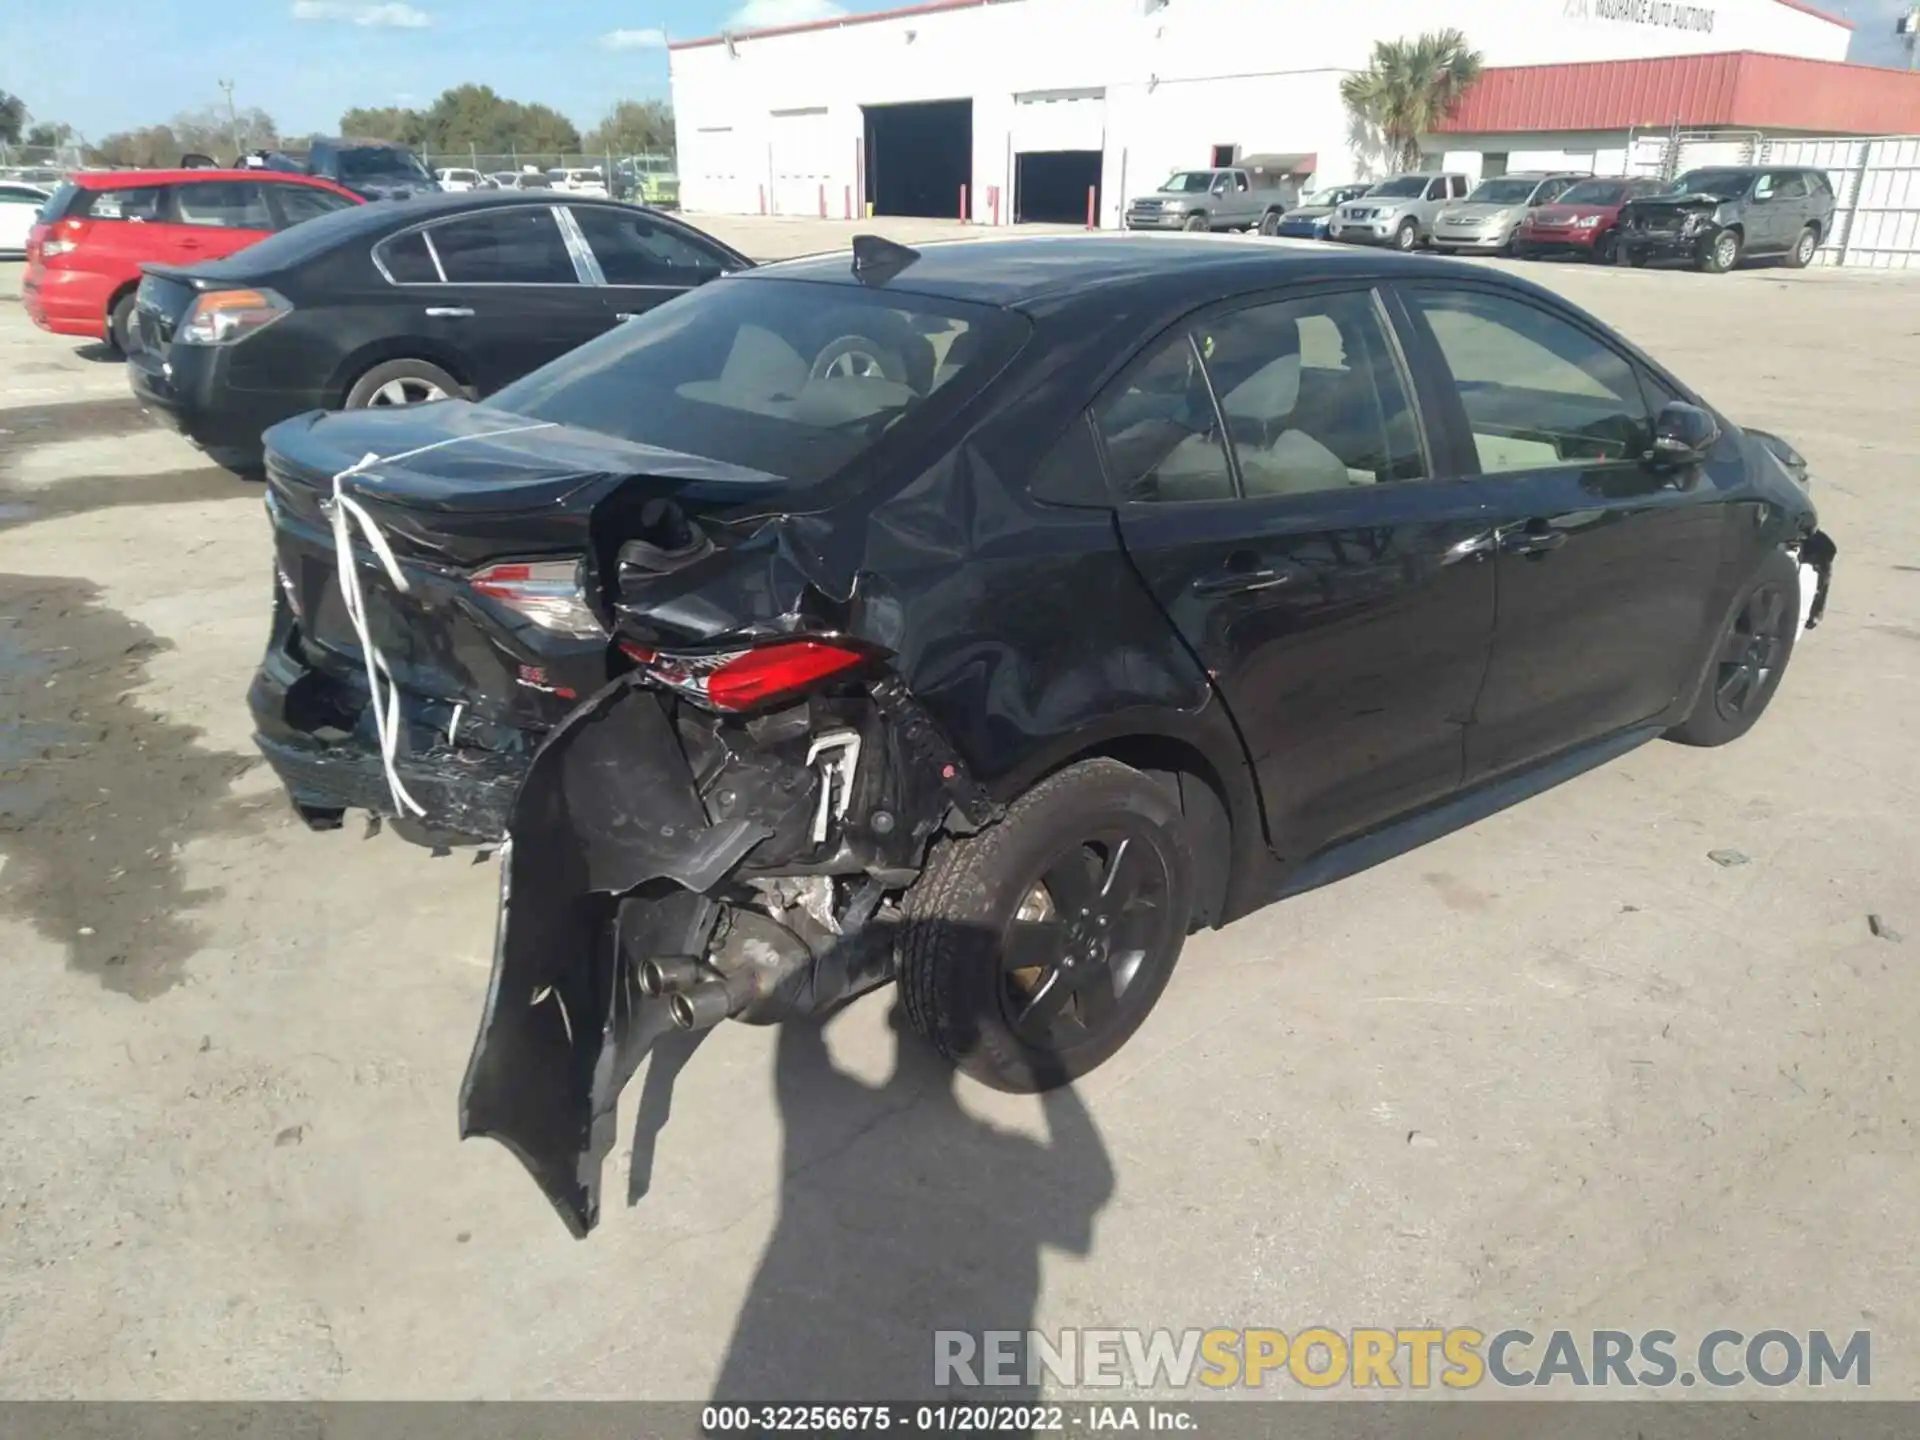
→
(667, 0, 1860, 226)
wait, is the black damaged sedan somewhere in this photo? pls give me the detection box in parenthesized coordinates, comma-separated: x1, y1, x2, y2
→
(249, 234, 1835, 1234)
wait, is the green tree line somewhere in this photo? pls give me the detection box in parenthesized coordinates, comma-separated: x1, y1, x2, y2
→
(1, 85, 673, 167)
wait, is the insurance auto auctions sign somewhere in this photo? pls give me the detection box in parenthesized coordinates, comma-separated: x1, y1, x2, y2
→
(1565, 0, 1717, 32)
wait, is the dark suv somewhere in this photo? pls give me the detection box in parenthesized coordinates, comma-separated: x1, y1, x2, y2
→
(1616, 166, 1835, 273)
(252, 138, 443, 202)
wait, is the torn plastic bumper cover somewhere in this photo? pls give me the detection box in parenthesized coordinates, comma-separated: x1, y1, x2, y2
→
(458, 678, 766, 1236)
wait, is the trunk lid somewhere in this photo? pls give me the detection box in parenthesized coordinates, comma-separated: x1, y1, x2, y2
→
(133, 265, 203, 356)
(261, 401, 812, 722)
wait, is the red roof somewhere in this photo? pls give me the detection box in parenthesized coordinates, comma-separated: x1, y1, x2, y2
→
(1433, 51, 1920, 135)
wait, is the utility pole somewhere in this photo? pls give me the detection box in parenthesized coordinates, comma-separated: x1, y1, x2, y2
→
(1902, 7, 1920, 70)
(218, 79, 241, 157)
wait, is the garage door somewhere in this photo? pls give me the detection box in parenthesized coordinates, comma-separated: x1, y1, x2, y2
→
(770, 107, 830, 216)
(1011, 89, 1105, 153)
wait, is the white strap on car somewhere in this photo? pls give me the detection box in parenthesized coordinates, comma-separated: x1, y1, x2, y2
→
(326, 421, 556, 820)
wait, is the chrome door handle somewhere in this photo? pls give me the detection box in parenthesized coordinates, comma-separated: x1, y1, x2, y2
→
(425, 306, 474, 318)
(1193, 567, 1290, 597)
(1499, 526, 1568, 557)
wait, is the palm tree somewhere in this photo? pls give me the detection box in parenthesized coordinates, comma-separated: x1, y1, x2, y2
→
(1339, 30, 1484, 173)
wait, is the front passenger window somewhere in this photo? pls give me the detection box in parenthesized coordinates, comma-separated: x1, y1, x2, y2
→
(1409, 288, 1653, 473)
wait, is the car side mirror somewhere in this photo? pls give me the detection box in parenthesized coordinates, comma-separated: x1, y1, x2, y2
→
(1650, 401, 1720, 467)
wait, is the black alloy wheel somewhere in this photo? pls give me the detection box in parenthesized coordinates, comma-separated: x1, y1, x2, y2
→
(900, 758, 1195, 1092)
(1667, 547, 1801, 748)
(1713, 582, 1792, 724)
(998, 829, 1171, 1050)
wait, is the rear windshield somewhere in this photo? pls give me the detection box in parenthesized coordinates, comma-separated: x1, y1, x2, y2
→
(1466, 179, 1542, 204)
(484, 276, 1029, 487)
(1557, 180, 1629, 205)
(39, 181, 80, 220)
(337, 147, 431, 183)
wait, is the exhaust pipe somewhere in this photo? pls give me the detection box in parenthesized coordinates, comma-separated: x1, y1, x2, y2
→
(669, 976, 739, 1032)
(639, 955, 705, 998)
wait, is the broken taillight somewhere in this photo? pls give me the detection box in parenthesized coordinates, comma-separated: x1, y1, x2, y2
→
(470, 559, 606, 639)
(620, 638, 873, 712)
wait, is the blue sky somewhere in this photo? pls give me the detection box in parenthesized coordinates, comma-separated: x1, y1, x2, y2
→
(5, 0, 1914, 143)
(1, 0, 871, 142)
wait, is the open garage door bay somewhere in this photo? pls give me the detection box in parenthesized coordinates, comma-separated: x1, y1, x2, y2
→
(1012, 88, 1104, 225)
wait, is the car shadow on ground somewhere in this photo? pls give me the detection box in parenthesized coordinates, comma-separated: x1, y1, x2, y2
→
(622, 923, 1118, 1402)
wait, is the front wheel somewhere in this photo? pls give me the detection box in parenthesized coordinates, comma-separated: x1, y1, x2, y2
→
(1393, 218, 1418, 252)
(1183, 214, 1209, 232)
(1592, 230, 1618, 265)
(1667, 548, 1800, 748)
(1699, 229, 1742, 274)
(898, 759, 1195, 1093)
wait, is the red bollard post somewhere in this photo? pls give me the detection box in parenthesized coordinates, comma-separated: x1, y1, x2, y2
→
(818, 183, 826, 218)
(845, 184, 852, 219)
(1086, 185, 1097, 229)
(991, 185, 1000, 226)
(758, 184, 767, 216)
(960, 183, 969, 222)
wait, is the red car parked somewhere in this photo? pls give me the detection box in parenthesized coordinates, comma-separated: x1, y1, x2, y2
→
(1512, 176, 1667, 264)
(23, 169, 361, 354)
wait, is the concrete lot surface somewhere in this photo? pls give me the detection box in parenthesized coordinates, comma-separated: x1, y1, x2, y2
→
(0, 219, 1916, 1400)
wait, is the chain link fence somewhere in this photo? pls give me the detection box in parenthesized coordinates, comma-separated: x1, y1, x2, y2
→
(0, 144, 91, 183)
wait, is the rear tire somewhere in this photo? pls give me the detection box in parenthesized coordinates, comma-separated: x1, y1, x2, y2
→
(107, 292, 138, 357)
(899, 759, 1195, 1093)
(1667, 547, 1800, 748)
(1785, 224, 1818, 269)
(343, 358, 460, 409)
(1258, 211, 1281, 236)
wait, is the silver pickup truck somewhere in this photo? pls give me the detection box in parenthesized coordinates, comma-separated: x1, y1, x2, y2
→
(1124, 168, 1280, 233)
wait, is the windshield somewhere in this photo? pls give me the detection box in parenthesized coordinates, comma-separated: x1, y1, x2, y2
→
(1466, 179, 1542, 204)
(1161, 172, 1217, 193)
(336, 147, 432, 183)
(1304, 187, 1360, 206)
(1557, 180, 1628, 206)
(1367, 176, 1426, 199)
(1670, 170, 1750, 201)
(484, 277, 1030, 487)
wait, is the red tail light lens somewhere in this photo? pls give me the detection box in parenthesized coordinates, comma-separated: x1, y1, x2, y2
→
(626, 638, 872, 712)
(39, 217, 88, 260)
(470, 558, 606, 638)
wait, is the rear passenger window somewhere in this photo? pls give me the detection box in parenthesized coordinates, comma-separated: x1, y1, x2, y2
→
(428, 208, 577, 284)
(376, 230, 439, 284)
(77, 187, 165, 222)
(1199, 292, 1424, 495)
(1774, 173, 1808, 199)
(1094, 332, 1234, 504)
(1408, 288, 1652, 472)
(174, 182, 273, 229)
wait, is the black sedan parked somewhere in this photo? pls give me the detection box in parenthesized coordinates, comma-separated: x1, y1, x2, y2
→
(126, 192, 751, 474)
(247, 234, 1834, 1234)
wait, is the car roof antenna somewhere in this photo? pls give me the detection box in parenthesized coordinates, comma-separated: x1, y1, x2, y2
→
(850, 233, 920, 287)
